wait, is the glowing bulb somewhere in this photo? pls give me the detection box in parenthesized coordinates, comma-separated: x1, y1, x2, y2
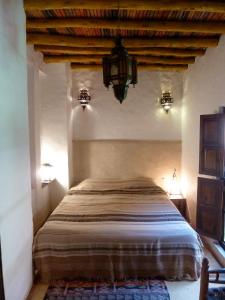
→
(40, 163, 55, 183)
(169, 169, 181, 197)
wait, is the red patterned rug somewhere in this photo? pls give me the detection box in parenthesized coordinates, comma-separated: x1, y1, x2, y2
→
(44, 279, 170, 300)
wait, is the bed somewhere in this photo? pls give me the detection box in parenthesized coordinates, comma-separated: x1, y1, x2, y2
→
(33, 178, 203, 282)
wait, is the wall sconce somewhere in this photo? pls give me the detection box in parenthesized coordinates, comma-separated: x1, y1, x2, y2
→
(160, 91, 173, 113)
(169, 168, 181, 198)
(78, 89, 91, 110)
(40, 163, 55, 183)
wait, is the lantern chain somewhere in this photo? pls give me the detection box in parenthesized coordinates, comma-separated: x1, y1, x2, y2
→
(117, 0, 121, 37)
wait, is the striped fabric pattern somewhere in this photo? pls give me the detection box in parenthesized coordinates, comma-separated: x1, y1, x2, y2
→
(33, 179, 203, 282)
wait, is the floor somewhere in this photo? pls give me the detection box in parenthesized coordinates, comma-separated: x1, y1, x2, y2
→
(166, 248, 222, 300)
(27, 248, 222, 300)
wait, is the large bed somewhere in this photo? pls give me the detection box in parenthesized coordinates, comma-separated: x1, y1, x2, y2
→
(33, 178, 203, 282)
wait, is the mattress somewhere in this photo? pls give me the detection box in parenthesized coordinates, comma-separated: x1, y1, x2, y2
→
(33, 178, 203, 282)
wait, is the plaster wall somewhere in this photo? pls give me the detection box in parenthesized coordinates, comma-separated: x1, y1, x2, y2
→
(182, 35, 225, 225)
(40, 63, 73, 209)
(0, 1, 33, 299)
(27, 46, 51, 232)
(73, 140, 181, 191)
(72, 71, 183, 141)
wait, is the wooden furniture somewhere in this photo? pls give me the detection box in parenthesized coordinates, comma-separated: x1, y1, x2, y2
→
(199, 113, 225, 177)
(0, 241, 5, 300)
(170, 196, 189, 221)
(199, 257, 225, 300)
(25, 1, 225, 73)
(197, 177, 224, 240)
(197, 111, 225, 242)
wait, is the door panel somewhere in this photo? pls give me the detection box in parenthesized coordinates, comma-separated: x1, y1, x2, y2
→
(199, 114, 225, 177)
(196, 177, 224, 240)
(197, 177, 223, 207)
(198, 208, 221, 238)
(203, 118, 221, 145)
(201, 147, 222, 176)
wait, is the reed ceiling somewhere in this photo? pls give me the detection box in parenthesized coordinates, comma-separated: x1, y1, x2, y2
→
(24, 0, 225, 72)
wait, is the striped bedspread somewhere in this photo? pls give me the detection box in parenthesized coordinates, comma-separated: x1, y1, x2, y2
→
(33, 182, 203, 282)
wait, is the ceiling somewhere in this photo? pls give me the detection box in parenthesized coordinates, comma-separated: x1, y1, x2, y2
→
(24, 1, 225, 72)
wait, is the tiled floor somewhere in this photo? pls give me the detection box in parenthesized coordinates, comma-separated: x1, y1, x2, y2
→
(27, 248, 222, 300)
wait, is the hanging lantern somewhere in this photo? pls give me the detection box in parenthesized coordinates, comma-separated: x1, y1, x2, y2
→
(78, 89, 91, 110)
(103, 37, 137, 103)
(160, 91, 174, 113)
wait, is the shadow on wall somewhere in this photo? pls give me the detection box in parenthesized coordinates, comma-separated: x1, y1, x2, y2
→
(49, 180, 67, 211)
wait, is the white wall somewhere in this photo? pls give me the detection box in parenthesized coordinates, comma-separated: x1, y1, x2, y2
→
(72, 71, 183, 140)
(0, 1, 33, 299)
(40, 63, 73, 209)
(182, 35, 225, 225)
(27, 47, 74, 227)
(27, 46, 51, 233)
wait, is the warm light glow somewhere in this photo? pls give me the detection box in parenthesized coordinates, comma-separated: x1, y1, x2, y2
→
(41, 142, 69, 188)
(77, 89, 91, 110)
(169, 169, 182, 197)
(40, 163, 55, 183)
(85, 104, 92, 111)
(180, 171, 189, 198)
(160, 91, 174, 113)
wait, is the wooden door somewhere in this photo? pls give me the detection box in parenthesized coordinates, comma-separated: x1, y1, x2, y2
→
(196, 177, 224, 240)
(199, 114, 225, 177)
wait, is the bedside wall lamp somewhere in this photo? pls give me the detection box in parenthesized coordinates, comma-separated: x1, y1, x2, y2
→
(160, 91, 174, 113)
(169, 168, 182, 198)
(40, 163, 55, 184)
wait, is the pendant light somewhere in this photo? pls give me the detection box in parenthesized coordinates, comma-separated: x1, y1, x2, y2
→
(102, 2, 137, 103)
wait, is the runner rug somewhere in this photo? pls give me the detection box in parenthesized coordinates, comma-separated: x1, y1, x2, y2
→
(44, 279, 170, 300)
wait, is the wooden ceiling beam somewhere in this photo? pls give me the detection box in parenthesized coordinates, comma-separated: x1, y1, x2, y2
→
(35, 45, 206, 57)
(71, 64, 102, 71)
(24, 0, 225, 13)
(138, 56, 195, 64)
(43, 54, 195, 64)
(27, 17, 225, 34)
(44, 55, 103, 63)
(27, 33, 219, 48)
(70, 63, 188, 72)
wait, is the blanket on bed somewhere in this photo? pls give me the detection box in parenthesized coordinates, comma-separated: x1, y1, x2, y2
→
(33, 179, 203, 282)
